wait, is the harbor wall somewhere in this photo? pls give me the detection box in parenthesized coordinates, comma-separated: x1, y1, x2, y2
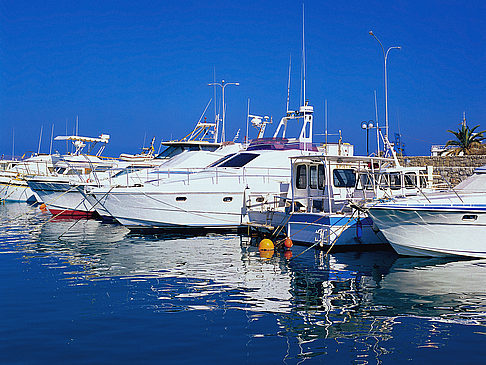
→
(398, 155, 486, 186)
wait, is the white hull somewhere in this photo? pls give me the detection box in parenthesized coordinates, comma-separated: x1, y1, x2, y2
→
(0, 177, 40, 202)
(28, 179, 96, 216)
(369, 207, 486, 258)
(91, 189, 247, 229)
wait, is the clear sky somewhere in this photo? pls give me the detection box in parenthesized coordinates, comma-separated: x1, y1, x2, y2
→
(0, 0, 484, 157)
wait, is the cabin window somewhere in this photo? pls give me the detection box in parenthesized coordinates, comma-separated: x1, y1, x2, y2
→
(156, 146, 185, 159)
(404, 172, 416, 188)
(176, 196, 187, 201)
(223, 197, 233, 202)
(390, 172, 401, 190)
(358, 173, 374, 190)
(419, 173, 427, 188)
(217, 153, 259, 167)
(378, 173, 389, 188)
(309, 166, 318, 189)
(318, 165, 325, 189)
(333, 169, 356, 188)
(296, 165, 307, 189)
(208, 153, 236, 167)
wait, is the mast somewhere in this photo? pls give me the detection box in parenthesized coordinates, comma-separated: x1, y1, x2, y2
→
(286, 54, 291, 113)
(37, 125, 43, 154)
(49, 123, 54, 155)
(374, 90, 380, 155)
(325, 99, 328, 148)
(246, 98, 250, 144)
(301, 3, 306, 107)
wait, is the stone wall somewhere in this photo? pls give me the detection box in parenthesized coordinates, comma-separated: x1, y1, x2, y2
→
(398, 155, 486, 186)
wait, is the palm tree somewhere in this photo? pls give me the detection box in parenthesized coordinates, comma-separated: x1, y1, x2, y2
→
(444, 119, 486, 156)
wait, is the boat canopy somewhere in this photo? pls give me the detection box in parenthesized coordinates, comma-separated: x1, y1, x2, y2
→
(54, 134, 110, 143)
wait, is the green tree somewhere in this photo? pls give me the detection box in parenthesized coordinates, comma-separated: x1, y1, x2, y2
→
(444, 123, 486, 155)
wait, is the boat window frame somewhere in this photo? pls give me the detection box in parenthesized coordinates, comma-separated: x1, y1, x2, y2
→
(296, 164, 307, 189)
(317, 164, 325, 190)
(309, 165, 318, 189)
(404, 172, 417, 189)
(389, 172, 402, 190)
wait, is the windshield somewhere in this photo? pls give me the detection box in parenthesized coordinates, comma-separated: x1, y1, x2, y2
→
(156, 144, 219, 160)
(217, 153, 259, 168)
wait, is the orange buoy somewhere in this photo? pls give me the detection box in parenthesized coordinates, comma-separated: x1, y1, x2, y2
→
(284, 237, 293, 248)
(39, 203, 47, 212)
(284, 250, 293, 260)
(259, 238, 274, 251)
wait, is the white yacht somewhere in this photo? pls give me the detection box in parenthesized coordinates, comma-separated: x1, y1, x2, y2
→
(0, 154, 56, 203)
(368, 165, 486, 258)
(29, 120, 239, 218)
(89, 103, 319, 230)
(26, 134, 118, 217)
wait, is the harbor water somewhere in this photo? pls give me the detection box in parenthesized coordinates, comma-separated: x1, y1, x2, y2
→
(1, 203, 485, 364)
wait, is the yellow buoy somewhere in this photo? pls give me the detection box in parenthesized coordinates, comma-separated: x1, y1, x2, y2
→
(259, 238, 274, 251)
(259, 250, 274, 259)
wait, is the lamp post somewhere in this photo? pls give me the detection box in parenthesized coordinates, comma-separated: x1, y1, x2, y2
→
(369, 31, 400, 144)
(208, 79, 239, 142)
(361, 120, 374, 156)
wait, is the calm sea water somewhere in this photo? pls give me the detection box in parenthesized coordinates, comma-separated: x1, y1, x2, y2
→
(1, 203, 486, 364)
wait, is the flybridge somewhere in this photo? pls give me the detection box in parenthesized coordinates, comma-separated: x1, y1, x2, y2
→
(53, 134, 110, 156)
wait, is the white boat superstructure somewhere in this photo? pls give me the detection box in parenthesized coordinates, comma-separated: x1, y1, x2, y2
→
(368, 165, 486, 258)
(90, 103, 319, 230)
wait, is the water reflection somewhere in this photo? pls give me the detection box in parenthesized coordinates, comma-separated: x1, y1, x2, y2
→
(1, 203, 486, 362)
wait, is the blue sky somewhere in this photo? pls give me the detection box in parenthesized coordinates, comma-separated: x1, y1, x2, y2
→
(0, 0, 484, 157)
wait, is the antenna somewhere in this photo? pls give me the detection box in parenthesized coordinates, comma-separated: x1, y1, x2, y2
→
(213, 67, 218, 142)
(374, 90, 380, 154)
(246, 98, 250, 144)
(49, 123, 54, 155)
(37, 125, 43, 154)
(75, 115, 79, 136)
(325, 99, 328, 147)
(302, 3, 306, 106)
(286, 54, 291, 113)
(11, 128, 14, 160)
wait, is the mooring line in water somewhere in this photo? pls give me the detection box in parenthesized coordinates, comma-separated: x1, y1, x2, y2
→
(57, 187, 114, 240)
(29, 184, 92, 232)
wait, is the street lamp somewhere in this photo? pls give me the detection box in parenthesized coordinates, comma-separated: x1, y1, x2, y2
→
(208, 79, 239, 142)
(361, 120, 374, 156)
(369, 31, 400, 144)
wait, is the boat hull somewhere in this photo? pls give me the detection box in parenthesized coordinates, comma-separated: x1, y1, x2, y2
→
(248, 210, 388, 250)
(369, 206, 486, 258)
(0, 177, 40, 203)
(27, 180, 96, 217)
(90, 189, 246, 230)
